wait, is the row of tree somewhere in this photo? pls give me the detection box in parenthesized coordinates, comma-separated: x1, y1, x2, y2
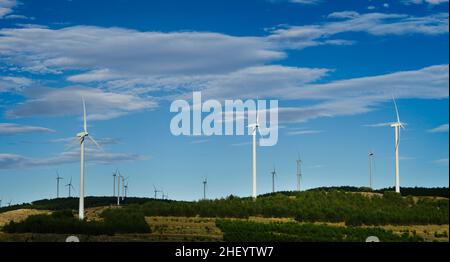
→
(129, 190, 448, 225)
(2, 209, 150, 235)
(215, 220, 423, 242)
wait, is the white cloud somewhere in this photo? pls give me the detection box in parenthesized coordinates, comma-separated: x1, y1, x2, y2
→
(272, 65, 448, 123)
(0, 0, 17, 19)
(428, 123, 449, 133)
(194, 65, 330, 100)
(0, 26, 284, 76)
(0, 76, 32, 92)
(267, 0, 321, 4)
(268, 12, 448, 49)
(5, 86, 158, 120)
(286, 129, 323, 135)
(433, 158, 449, 166)
(289, 0, 321, 4)
(0, 123, 54, 135)
(402, 0, 448, 5)
(0, 150, 146, 169)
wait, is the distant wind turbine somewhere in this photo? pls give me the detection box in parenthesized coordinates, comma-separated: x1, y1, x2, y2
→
(202, 177, 208, 200)
(76, 97, 101, 220)
(65, 177, 75, 198)
(271, 166, 277, 193)
(153, 185, 162, 199)
(124, 181, 129, 198)
(121, 176, 129, 200)
(112, 170, 117, 197)
(389, 98, 406, 193)
(56, 171, 64, 198)
(117, 171, 123, 205)
(296, 154, 302, 191)
(368, 151, 375, 189)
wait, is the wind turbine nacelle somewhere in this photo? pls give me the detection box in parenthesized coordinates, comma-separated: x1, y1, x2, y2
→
(77, 131, 88, 138)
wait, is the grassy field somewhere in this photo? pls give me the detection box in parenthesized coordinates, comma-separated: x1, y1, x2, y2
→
(0, 211, 447, 242)
(0, 209, 51, 227)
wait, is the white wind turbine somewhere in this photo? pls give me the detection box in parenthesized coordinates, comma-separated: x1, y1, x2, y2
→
(76, 98, 101, 220)
(56, 171, 64, 198)
(270, 166, 277, 193)
(65, 177, 75, 198)
(248, 108, 261, 200)
(389, 98, 406, 193)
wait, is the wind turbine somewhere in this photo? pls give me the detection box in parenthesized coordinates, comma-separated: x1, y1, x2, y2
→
(112, 170, 117, 197)
(56, 171, 64, 198)
(153, 185, 162, 199)
(124, 181, 129, 198)
(270, 166, 277, 193)
(390, 98, 406, 193)
(248, 108, 261, 200)
(65, 177, 75, 197)
(76, 97, 101, 220)
(117, 171, 123, 205)
(121, 176, 129, 200)
(296, 154, 302, 191)
(368, 151, 375, 189)
(0, 198, 2, 208)
(202, 177, 207, 200)
(7, 200, 12, 207)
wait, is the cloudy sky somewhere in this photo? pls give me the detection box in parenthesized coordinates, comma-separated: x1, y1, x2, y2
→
(0, 0, 448, 204)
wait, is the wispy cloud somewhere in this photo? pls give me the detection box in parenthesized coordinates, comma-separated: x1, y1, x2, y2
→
(286, 129, 323, 136)
(433, 158, 449, 166)
(0, 26, 283, 76)
(268, 11, 448, 49)
(428, 123, 449, 133)
(268, 0, 321, 4)
(0, 0, 17, 19)
(5, 86, 158, 120)
(0, 76, 32, 93)
(364, 123, 393, 128)
(402, 0, 448, 5)
(189, 139, 210, 145)
(0, 149, 147, 169)
(0, 123, 55, 135)
(231, 141, 251, 146)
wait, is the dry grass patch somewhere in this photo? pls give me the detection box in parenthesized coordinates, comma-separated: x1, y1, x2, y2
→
(0, 209, 51, 227)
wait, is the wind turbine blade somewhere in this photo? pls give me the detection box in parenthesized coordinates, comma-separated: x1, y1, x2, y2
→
(82, 97, 87, 133)
(392, 97, 401, 124)
(88, 136, 102, 150)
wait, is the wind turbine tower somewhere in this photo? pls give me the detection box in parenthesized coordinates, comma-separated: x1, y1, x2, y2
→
(65, 177, 75, 197)
(296, 155, 302, 191)
(112, 170, 117, 197)
(202, 178, 207, 200)
(117, 172, 122, 205)
(390, 98, 406, 193)
(271, 166, 277, 193)
(368, 151, 375, 189)
(76, 97, 101, 219)
(56, 171, 63, 198)
(248, 107, 261, 200)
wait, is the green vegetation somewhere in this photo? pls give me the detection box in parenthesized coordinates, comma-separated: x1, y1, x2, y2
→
(0, 187, 447, 228)
(2, 209, 150, 235)
(130, 190, 448, 226)
(216, 220, 423, 242)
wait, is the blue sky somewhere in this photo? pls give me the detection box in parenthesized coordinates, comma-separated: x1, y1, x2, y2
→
(0, 0, 448, 204)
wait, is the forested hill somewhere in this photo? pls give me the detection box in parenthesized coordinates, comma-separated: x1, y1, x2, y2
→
(260, 186, 449, 198)
(0, 187, 448, 226)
